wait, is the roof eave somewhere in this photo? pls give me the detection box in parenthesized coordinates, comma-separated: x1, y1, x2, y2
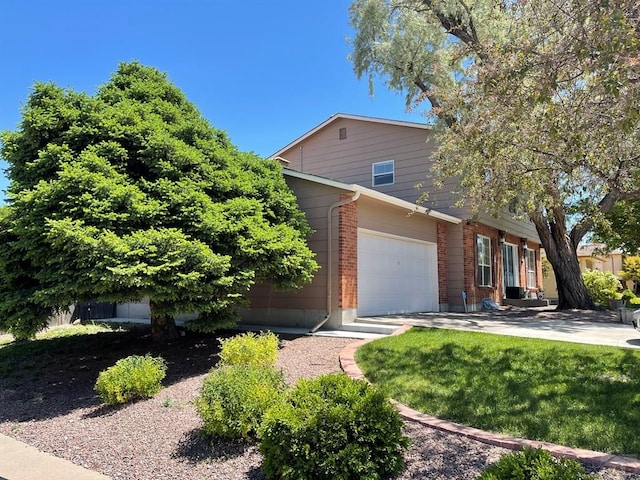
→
(269, 113, 432, 159)
(282, 168, 461, 225)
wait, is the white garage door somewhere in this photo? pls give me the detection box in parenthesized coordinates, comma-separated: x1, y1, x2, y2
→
(357, 229, 438, 316)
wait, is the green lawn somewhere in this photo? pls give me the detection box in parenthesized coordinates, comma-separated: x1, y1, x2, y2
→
(355, 327, 640, 456)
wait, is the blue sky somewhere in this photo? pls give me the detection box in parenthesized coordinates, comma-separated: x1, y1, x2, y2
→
(0, 0, 426, 202)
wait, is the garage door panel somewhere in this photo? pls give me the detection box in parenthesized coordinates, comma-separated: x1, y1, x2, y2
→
(357, 230, 438, 316)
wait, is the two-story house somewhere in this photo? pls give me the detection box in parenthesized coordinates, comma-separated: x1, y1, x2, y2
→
(242, 114, 543, 331)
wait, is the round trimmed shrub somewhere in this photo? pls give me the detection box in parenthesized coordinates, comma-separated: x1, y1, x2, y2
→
(582, 269, 621, 304)
(259, 373, 410, 480)
(217, 331, 279, 368)
(196, 364, 286, 439)
(94, 354, 166, 405)
(478, 447, 599, 480)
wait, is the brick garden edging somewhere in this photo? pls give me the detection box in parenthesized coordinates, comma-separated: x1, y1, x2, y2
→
(338, 325, 640, 474)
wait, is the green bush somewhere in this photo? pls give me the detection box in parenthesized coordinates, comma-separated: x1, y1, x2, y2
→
(218, 331, 279, 368)
(622, 288, 637, 302)
(582, 269, 621, 304)
(196, 364, 286, 439)
(259, 373, 410, 480)
(628, 297, 640, 308)
(94, 354, 166, 405)
(478, 447, 599, 479)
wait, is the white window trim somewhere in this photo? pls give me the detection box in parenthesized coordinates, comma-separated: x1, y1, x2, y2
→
(526, 249, 536, 288)
(477, 235, 492, 287)
(372, 160, 394, 187)
(502, 242, 520, 288)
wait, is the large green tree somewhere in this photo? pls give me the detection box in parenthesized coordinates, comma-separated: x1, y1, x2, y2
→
(349, 0, 640, 309)
(0, 62, 318, 341)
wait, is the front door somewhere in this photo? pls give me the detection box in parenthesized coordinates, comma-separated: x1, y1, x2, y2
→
(502, 243, 519, 295)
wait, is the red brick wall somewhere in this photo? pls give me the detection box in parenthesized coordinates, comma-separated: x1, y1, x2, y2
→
(463, 222, 501, 307)
(338, 196, 358, 309)
(502, 233, 542, 294)
(437, 222, 448, 305)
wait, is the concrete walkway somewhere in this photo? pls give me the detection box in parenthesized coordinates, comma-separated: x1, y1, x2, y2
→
(359, 307, 640, 349)
(0, 433, 110, 480)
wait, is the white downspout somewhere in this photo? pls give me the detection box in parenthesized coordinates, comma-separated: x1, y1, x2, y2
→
(309, 191, 361, 333)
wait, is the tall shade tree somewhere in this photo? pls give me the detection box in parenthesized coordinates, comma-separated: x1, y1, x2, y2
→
(349, 0, 640, 309)
(0, 62, 318, 341)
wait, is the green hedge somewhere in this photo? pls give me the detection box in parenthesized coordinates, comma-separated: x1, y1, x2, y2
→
(259, 373, 409, 480)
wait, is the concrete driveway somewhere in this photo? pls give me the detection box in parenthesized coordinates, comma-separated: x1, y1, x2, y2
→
(358, 306, 640, 349)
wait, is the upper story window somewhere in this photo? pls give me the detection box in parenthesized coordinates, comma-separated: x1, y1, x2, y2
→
(372, 160, 394, 186)
(477, 235, 492, 287)
(526, 249, 536, 288)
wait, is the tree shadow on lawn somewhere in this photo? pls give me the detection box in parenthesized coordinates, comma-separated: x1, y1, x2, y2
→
(0, 324, 243, 423)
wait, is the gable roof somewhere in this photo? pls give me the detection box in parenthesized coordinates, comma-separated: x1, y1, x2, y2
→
(283, 168, 460, 225)
(270, 113, 432, 159)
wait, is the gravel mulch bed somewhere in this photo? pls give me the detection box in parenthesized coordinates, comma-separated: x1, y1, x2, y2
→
(0, 325, 638, 479)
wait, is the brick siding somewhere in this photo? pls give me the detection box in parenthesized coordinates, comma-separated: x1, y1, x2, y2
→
(338, 196, 358, 309)
(463, 222, 501, 307)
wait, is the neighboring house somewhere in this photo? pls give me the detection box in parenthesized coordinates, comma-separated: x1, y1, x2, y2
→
(543, 243, 627, 301)
(243, 113, 543, 329)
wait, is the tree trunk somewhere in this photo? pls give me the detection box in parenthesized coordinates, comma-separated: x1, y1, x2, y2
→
(531, 211, 595, 310)
(149, 301, 179, 342)
(548, 247, 595, 310)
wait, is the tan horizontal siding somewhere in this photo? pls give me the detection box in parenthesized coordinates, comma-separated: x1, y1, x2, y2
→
(358, 197, 438, 243)
(247, 176, 343, 311)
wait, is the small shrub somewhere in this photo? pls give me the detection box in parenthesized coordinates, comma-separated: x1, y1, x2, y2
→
(218, 331, 279, 368)
(94, 354, 166, 405)
(196, 364, 285, 439)
(478, 447, 599, 479)
(259, 373, 410, 480)
(582, 269, 621, 304)
(622, 288, 637, 302)
(628, 297, 640, 308)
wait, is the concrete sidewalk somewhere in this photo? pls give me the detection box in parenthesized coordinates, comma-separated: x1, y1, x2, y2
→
(0, 434, 110, 480)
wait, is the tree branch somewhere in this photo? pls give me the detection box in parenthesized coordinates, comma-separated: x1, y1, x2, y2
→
(570, 191, 619, 246)
(418, 0, 488, 62)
